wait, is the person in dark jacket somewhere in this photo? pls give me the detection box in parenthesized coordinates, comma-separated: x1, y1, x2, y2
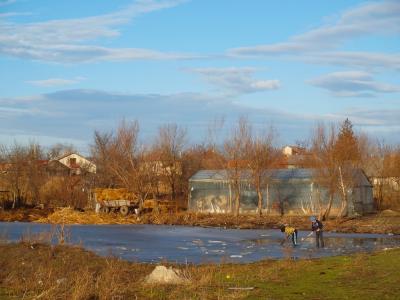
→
(310, 216, 324, 248)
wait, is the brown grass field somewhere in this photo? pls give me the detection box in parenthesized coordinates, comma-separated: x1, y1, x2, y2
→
(0, 242, 399, 300)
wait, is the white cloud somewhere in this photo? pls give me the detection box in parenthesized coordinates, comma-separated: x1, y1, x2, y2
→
(229, 1, 400, 57)
(189, 67, 280, 95)
(0, 0, 192, 63)
(304, 51, 400, 71)
(307, 71, 400, 97)
(227, 1, 400, 72)
(26, 77, 86, 87)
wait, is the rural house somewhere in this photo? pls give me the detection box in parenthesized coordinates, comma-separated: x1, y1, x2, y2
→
(55, 153, 96, 175)
(188, 168, 374, 216)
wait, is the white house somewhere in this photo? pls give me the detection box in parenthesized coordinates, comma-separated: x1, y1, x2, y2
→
(282, 145, 305, 156)
(56, 153, 96, 175)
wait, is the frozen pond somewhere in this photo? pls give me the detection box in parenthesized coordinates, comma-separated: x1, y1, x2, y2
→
(1, 222, 399, 264)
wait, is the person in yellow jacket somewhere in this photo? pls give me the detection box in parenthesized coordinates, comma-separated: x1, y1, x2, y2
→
(280, 224, 298, 246)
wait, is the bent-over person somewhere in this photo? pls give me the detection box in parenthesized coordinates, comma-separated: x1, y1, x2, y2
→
(311, 216, 324, 248)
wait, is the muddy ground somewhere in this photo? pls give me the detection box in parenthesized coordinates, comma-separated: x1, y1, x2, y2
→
(1, 207, 399, 234)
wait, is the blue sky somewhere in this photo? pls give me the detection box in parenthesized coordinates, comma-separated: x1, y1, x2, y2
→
(0, 0, 399, 152)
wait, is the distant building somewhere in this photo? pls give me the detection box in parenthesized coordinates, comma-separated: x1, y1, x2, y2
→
(276, 145, 312, 169)
(54, 153, 96, 175)
(282, 145, 306, 156)
(188, 168, 374, 216)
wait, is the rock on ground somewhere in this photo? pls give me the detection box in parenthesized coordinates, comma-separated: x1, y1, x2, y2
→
(145, 265, 189, 284)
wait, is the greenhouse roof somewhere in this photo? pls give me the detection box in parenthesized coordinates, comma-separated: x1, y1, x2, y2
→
(190, 169, 314, 181)
(190, 168, 372, 186)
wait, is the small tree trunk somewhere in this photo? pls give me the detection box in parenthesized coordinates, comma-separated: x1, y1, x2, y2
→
(12, 192, 16, 209)
(338, 166, 348, 218)
(228, 183, 233, 213)
(321, 193, 334, 221)
(266, 184, 270, 215)
(235, 187, 240, 217)
(377, 184, 383, 210)
(257, 187, 263, 216)
(339, 194, 348, 217)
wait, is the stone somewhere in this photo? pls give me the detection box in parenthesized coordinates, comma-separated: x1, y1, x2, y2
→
(145, 265, 189, 284)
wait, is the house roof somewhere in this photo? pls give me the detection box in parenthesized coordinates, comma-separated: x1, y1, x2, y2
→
(55, 152, 88, 161)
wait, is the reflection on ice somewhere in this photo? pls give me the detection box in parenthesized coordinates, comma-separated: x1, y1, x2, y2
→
(209, 249, 225, 254)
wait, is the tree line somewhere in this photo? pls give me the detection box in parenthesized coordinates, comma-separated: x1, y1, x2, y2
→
(0, 118, 399, 217)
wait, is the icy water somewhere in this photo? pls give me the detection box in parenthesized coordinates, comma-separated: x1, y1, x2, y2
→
(0, 222, 399, 264)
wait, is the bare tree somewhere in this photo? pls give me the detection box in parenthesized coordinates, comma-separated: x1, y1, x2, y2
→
(310, 123, 339, 220)
(223, 117, 251, 216)
(246, 126, 277, 216)
(333, 119, 361, 217)
(0, 143, 26, 208)
(311, 119, 362, 219)
(154, 123, 187, 210)
(91, 120, 154, 212)
(24, 143, 47, 206)
(375, 145, 400, 210)
(0, 142, 47, 208)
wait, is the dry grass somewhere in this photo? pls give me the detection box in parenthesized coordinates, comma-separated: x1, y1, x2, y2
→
(1, 243, 399, 299)
(2, 207, 400, 234)
(36, 207, 141, 225)
(0, 208, 51, 222)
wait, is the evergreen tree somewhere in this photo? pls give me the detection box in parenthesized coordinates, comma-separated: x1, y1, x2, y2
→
(334, 118, 360, 165)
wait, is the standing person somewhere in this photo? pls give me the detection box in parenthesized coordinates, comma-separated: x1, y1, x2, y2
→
(311, 216, 324, 248)
(280, 224, 298, 247)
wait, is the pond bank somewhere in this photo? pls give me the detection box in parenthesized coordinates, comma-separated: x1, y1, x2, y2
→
(1, 207, 400, 234)
(0, 243, 399, 299)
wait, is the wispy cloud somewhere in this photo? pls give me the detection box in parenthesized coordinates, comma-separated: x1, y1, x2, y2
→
(227, 1, 400, 71)
(320, 108, 400, 133)
(307, 71, 400, 97)
(188, 67, 280, 95)
(0, 88, 308, 147)
(0, 0, 192, 63)
(304, 51, 400, 71)
(1, 88, 400, 147)
(0, 0, 16, 7)
(26, 77, 86, 87)
(0, 12, 32, 18)
(229, 1, 400, 57)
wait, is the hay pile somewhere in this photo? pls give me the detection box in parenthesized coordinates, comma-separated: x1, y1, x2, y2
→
(95, 188, 136, 202)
